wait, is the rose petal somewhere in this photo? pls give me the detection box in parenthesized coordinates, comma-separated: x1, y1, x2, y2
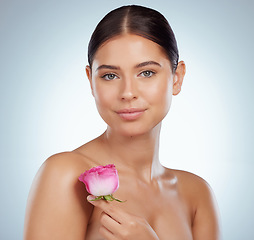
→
(79, 164, 119, 196)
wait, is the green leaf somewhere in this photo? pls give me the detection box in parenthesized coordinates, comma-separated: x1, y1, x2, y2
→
(103, 195, 113, 201)
(110, 194, 126, 202)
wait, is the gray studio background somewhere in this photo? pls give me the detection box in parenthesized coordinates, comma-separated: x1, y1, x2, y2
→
(1, 0, 253, 239)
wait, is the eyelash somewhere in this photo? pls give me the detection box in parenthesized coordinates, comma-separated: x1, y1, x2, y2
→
(101, 70, 156, 81)
(101, 73, 118, 81)
(139, 70, 155, 78)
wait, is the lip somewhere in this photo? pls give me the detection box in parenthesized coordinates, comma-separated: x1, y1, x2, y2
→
(116, 108, 146, 121)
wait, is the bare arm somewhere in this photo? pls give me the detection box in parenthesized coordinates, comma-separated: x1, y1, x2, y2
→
(24, 152, 93, 240)
(191, 178, 222, 240)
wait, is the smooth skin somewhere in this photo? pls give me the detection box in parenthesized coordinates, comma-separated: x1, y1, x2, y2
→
(24, 34, 221, 240)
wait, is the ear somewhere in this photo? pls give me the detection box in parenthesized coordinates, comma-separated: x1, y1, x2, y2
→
(86, 65, 94, 96)
(173, 61, 186, 96)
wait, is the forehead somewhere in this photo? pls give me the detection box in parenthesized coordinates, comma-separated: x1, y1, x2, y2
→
(92, 34, 170, 69)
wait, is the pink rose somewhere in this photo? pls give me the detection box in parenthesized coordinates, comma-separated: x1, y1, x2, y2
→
(78, 164, 119, 197)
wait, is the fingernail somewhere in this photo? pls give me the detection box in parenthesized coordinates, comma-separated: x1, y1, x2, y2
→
(87, 195, 95, 201)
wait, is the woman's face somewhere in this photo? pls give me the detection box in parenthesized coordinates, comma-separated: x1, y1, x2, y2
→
(87, 34, 178, 137)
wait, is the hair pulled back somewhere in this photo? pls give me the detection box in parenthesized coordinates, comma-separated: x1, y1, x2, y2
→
(88, 5, 179, 73)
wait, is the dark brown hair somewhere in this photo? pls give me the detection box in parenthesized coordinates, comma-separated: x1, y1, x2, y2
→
(88, 5, 179, 72)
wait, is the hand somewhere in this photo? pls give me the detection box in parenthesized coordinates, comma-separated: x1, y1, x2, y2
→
(87, 195, 159, 240)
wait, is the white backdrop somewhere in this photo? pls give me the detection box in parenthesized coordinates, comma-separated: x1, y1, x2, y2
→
(1, 0, 254, 239)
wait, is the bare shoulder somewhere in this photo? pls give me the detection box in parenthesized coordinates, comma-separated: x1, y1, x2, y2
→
(31, 151, 95, 190)
(171, 169, 214, 196)
(168, 168, 218, 211)
(167, 168, 222, 240)
(41, 150, 94, 173)
(24, 151, 94, 240)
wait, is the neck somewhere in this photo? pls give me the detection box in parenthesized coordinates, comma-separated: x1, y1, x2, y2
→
(100, 123, 165, 182)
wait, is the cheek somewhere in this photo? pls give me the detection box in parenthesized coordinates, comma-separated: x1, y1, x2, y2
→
(146, 78, 173, 108)
(158, 87, 172, 116)
(93, 84, 115, 108)
(93, 87, 114, 124)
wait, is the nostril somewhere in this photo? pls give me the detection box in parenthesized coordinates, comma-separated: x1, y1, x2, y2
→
(121, 93, 137, 101)
(120, 79, 138, 100)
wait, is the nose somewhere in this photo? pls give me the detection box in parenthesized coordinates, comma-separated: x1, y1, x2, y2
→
(119, 77, 138, 101)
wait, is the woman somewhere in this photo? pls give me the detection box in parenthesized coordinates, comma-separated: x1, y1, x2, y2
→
(24, 5, 221, 240)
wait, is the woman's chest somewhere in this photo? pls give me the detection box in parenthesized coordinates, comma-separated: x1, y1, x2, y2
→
(85, 187, 193, 240)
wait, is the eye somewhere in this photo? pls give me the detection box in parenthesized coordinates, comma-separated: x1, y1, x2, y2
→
(101, 73, 118, 81)
(140, 70, 155, 78)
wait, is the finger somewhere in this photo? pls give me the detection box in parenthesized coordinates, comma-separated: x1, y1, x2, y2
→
(100, 211, 121, 234)
(99, 225, 117, 240)
(87, 195, 125, 223)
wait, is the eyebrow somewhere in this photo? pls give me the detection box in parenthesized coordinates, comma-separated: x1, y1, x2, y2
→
(96, 64, 120, 71)
(95, 61, 161, 72)
(135, 61, 161, 68)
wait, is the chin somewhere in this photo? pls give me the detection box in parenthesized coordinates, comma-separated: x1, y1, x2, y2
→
(104, 113, 166, 137)
(120, 130, 147, 138)
(113, 122, 160, 138)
